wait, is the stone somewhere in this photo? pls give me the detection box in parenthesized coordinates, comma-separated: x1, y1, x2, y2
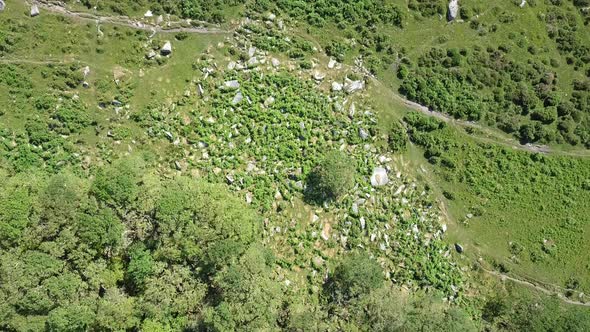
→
(344, 78, 364, 94)
(332, 82, 343, 92)
(448, 0, 459, 21)
(441, 224, 448, 233)
(247, 56, 259, 67)
(232, 91, 243, 105)
(370, 167, 389, 187)
(277, 20, 284, 29)
(264, 96, 275, 106)
(360, 217, 366, 230)
(349, 103, 356, 118)
(313, 71, 326, 81)
(455, 243, 464, 253)
(83, 66, 90, 78)
(144, 10, 153, 17)
(82, 81, 90, 88)
(271, 58, 280, 67)
(160, 41, 172, 55)
(246, 192, 253, 204)
(156, 15, 164, 24)
(248, 46, 256, 58)
(359, 128, 369, 140)
(519, 0, 526, 7)
(267, 13, 276, 21)
(227, 61, 236, 70)
(146, 50, 157, 59)
(351, 203, 359, 215)
(30, 4, 40, 17)
(328, 58, 337, 69)
(0, 0, 5, 11)
(223, 80, 240, 90)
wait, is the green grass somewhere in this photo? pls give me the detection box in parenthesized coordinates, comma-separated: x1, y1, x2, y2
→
(403, 115, 590, 294)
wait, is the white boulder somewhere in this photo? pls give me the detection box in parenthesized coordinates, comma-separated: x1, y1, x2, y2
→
(160, 41, 172, 55)
(448, 0, 459, 21)
(31, 4, 40, 17)
(370, 167, 389, 187)
(332, 82, 343, 92)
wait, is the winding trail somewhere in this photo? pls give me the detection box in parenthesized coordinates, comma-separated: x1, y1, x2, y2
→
(30, 0, 230, 34)
(477, 264, 590, 307)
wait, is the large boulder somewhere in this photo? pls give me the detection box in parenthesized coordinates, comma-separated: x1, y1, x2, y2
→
(370, 167, 389, 187)
(31, 4, 40, 17)
(344, 78, 364, 94)
(160, 41, 172, 55)
(448, 0, 459, 21)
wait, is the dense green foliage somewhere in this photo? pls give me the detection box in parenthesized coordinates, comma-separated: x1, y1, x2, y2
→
(399, 0, 590, 147)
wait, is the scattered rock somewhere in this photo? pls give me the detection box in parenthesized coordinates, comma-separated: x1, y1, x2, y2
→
(146, 50, 157, 59)
(83, 66, 90, 78)
(248, 46, 256, 58)
(160, 41, 172, 55)
(359, 128, 369, 140)
(441, 224, 447, 233)
(466, 213, 473, 219)
(349, 103, 356, 118)
(267, 13, 276, 21)
(156, 15, 164, 24)
(313, 71, 326, 81)
(82, 81, 90, 88)
(264, 96, 275, 107)
(271, 58, 280, 67)
(448, 0, 459, 21)
(519, 0, 526, 7)
(232, 91, 244, 105)
(247, 56, 259, 67)
(277, 20, 284, 30)
(30, 4, 40, 17)
(455, 243, 464, 254)
(328, 58, 337, 69)
(332, 82, 343, 92)
(246, 192, 253, 204)
(370, 167, 389, 187)
(223, 80, 240, 90)
(0, 0, 5, 11)
(227, 61, 236, 70)
(344, 78, 364, 94)
(144, 10, 153, 17)
(360, 217, 366, 230)
(351, 202, 359, 215)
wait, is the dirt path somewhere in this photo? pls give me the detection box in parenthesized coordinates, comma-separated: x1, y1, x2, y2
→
(29, 0, 230, 34)
(477, 264, 590, 307)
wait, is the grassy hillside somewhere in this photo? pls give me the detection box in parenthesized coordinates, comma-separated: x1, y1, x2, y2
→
(1, 0, 590, 330)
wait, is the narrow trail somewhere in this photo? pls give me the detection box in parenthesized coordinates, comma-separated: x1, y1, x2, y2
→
(477, 264, 590, 307)
(29, 0, 230, 34)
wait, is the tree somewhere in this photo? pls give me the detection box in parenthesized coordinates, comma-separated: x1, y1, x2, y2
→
(328, 252, 383, 301)
(306, 150, 356, 203)
(91, 158, 143, 207)
(204, 246, 282, 331)
(151, 178, 260, 270)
